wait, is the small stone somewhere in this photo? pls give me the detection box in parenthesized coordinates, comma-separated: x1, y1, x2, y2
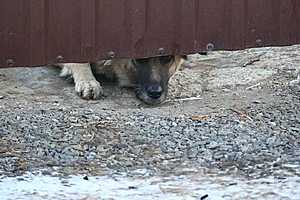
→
(257, 113, 264, 118)
(291, 127, 300, 132)
(269, 122, 277, 126)
(213, 152, 224, 160)
(200, 194, 209, 200)
(222, 88, 231, 92)
(207, 142, 219, 150)
(128, 186, 138, 190)
(86, 152, 97, 161)
(252, 100, 261, 104)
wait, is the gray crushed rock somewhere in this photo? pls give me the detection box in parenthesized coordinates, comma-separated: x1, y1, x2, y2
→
(0, 45, 299, 180)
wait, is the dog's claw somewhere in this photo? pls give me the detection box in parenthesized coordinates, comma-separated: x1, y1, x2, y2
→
(75, 80, 103, 100)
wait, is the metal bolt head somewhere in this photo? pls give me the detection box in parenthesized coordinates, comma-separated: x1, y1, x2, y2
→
(256, 39, 263, 47)
(6, 59, 15, 67)
(158, 48, 165, 55)
(107, 51, 115, 59)
(206, 43, 215, 51)
(56, 55, 64, 63)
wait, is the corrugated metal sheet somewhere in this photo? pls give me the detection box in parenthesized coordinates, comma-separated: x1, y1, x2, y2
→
(1, 0, 300, 67)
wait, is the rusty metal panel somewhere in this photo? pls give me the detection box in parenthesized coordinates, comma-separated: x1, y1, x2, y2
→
(1, 0, 300, 68)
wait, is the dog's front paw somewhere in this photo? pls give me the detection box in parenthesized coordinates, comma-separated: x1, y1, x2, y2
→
(75, 80, 103, 100)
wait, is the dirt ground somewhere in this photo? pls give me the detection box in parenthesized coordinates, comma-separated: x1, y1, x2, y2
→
(0, 45, 300, 199)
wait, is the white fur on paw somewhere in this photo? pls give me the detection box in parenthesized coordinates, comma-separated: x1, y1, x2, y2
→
(75, 80, 103, 100)
(60, 65, 73, 77)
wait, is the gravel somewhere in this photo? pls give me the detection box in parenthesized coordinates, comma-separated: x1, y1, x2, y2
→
(0, 45, 299, 180)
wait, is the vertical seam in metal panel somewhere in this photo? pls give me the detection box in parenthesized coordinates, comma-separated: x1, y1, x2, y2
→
(123, 0, 132, 57)
(292, 0, 299, 42)
(44, 0, 49, 62)
(144, 0, 150, 56)
(297, 0, 300, 42)
(173, 0, 181, 54)
(279, 0, 282, 43)
(298, 0, 300, 42)
(79, 0, 83, 59)
(194, 0, 199, 51)
(92, 0, 96, 60)
(224, 0, 232, 49)
(27, 0, 32, 65)
(271, 0, 280, 45)
(80, 0, 84, 59)
(134, 0, 147, 58)
(94, 0, 98, 59)
(278, 0, 282, 44)
(243, 0, 248, 48)
(229, 0, 233, 49)
(79, 0, 82, 59)
(145, 0, 149, 33)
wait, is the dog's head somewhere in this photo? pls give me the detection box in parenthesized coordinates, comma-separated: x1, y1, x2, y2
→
(133, 55, 186, 105)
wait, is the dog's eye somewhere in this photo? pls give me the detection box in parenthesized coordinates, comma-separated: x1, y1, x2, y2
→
(159, 56, 173, 64)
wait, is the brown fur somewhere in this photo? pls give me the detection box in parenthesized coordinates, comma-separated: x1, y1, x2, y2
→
(58, 55, 185, 105)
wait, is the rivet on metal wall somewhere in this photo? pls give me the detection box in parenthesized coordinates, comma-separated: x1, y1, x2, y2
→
(256, 39, 263, 47)
(158, 48, 165, 55)
(107, 51, 115, 59)
(206, 43, 215, 51)
(56, 55, 64, 63)
(6, 59, 15, 67)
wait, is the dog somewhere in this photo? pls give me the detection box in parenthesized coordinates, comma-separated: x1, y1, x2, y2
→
(58, 55, 186, 105)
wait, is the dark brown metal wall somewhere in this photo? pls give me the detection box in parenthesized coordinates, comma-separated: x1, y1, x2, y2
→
(1, 0, 300, 67)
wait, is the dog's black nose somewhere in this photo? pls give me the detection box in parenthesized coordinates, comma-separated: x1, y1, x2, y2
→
(146, 85, 163, 99)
